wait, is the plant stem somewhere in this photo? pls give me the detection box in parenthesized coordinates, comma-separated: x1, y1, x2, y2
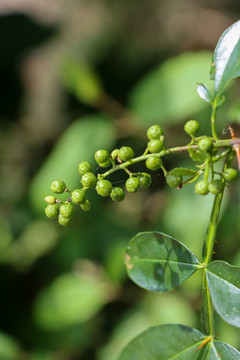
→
(211, 103, 218, 140)
(201, 190, 224, 336)
(201, 272, 214, 336)
(202, 191, 224, 264)
(99, 145, 197, 178)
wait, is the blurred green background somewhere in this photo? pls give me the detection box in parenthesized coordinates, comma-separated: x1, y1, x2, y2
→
(0, 1, 240, 359)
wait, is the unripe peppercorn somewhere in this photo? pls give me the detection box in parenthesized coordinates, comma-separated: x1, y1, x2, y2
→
(147, 139, 164, 153)
(146, 155, 162, 171)
(44, 195, 56, 205)
(184, 120, 200, 136)
(71, 189, 86, 204)
(195, 180, 209, 195)
(96, 179, 113, 197)
(81, 172, 97, 188)
(139, 173, 152, 188)
(147, 125, 163, 140)
(95, 150, 110, 165)
(111, 149, 119, 159)
(80, 200, 91, 211)
(208, 179, 224, 194)
(51, 180, 66, 194)
(99, 159, 112, 168)
(166, 173, 182, 188)
(126, 177, 140, 193)
(222, 168, 238, 182)
(59, 203, 74, 218)
(45, 204, 59, 219)
(78, 161, 92, 175)
(58, 214, 72, 226)
(110, 187, 125, 202)
(198, 137, 213, 153)
(118, 146, 134, 162)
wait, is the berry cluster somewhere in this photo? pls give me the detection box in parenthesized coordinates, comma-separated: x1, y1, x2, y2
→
(183, 123, 238, 196)
(45, 122, 239, 225)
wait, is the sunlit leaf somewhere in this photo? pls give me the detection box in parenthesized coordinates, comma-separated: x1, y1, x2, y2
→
(0, 332, 20, 360)
(212, 20, 240, 96)
(125, 232, 200, 292)
(118, 324, 240, 360)
(129, 52, 212, 125)
(33, 271, 110, 331)
(206, 261, 240, 327)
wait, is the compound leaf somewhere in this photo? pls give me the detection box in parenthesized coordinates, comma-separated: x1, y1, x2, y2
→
(118, 324, 240, 360)
(213, 20, 240, 96)
(125, 232, 200, 292)
(206, 261, 240, 327)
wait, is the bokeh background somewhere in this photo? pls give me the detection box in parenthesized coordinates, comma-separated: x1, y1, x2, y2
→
(0, 1, 240, 359)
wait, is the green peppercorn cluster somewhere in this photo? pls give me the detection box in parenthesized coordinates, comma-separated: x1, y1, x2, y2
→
(44, 121, 239, 225)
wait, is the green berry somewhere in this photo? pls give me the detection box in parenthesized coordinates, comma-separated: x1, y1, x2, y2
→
(166, 173, 182, 188)
(71, 189, 86, 204)
(44, 195, 56, 205)
(99, 159, 112, 168)
(126, 177, 140, 193)
(222, 168, 238, 182)
(208, 179, 224, 194)
(81, 172, 97, 188)
(184, 120, 200, 136)
(147, 125, 163, 140)
(78, 161, 92, 175)
(139, 173, 152, 188)
(51, 180, 66, 194)
(195, 180, 209, 195)
(110, 187, 125, 201)
(198, 137, 213, 153)
(111, 149, 119, 159)
(45, 204, 59, 219)
(147, 139, 164, 153)
(96, 179, 113, 197)
(59, 203, 74, 218)
(58, 214, 72, 226)
(80, 200, 91, 211)
(118, 146, 134, 162)
(146, 155, 162, 171)
(95, 150, 110, 165)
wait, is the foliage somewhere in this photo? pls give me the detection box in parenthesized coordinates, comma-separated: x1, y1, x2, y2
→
(43, 21, 240, 359)
(1, 6, 240, 360)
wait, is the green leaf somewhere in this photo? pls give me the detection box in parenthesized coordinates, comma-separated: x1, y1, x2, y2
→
(0, 332, 21, 360)
(125, 232, 200, 292)
(33, 272, 110, 331)
(213, 20, 240, 96)
(206, 261, 240, 327)
(29, 115, 115, 213)
(169, 168, 198, 177)
(61, 59, 103, 104)
(118, 324, 240, 360)
(129, 52, 212, 125)
(197, 83, 212, 104)
(213, 341, 240, 360)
